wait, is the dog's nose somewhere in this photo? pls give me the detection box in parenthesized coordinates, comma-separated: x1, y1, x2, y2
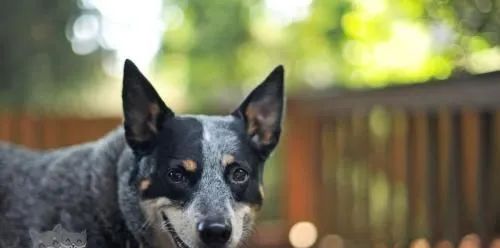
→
(197, 219, 232, 245)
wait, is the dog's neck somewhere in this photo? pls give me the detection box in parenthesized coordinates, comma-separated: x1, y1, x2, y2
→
(83, 127, 131, 243)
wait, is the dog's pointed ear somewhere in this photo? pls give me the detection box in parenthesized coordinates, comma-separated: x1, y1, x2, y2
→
(232, 65, 285, 157)
(122, 59, 174, 154)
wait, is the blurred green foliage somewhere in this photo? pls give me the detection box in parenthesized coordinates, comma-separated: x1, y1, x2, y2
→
(0, 1, 104, 111)
(156, 0, 500, 111)
(1, 0, 499, 112)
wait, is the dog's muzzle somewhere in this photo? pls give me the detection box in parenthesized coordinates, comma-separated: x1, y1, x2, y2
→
(197, 218, 232, 247)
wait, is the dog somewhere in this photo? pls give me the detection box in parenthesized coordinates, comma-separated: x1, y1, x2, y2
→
(0, 59, 285, 248)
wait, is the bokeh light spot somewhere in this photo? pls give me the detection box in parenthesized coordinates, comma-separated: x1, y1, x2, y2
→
(289, 222, 318, 248)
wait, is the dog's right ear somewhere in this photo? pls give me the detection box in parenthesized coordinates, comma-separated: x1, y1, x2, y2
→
(232, 65, 285, 158)
(122, 59, 174, 155)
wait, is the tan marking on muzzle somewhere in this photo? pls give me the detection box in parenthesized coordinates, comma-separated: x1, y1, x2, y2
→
(140, 198, 178, 248)
(182, 159, 197, 172)
(222, 154, 235, 167)
(259, 185, 265, 199)
(140, 179, 151, 191)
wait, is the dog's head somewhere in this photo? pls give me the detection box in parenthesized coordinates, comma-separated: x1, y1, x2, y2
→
(121, 60, 284, 248)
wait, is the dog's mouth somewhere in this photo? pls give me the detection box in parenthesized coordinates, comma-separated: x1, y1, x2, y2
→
(161, 212, 190, 248)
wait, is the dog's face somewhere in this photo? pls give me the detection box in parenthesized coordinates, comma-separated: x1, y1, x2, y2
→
(121, 60, 284, 248)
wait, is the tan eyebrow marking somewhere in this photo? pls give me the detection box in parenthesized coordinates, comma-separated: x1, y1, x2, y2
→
(182, 159, 197, 172)
(222, 154, 235, 167)
(140, 179, 151, 191)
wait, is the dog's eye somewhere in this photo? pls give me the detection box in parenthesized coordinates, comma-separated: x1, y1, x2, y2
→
(231, 168, 249, 183)
(167, 169, 186, 183)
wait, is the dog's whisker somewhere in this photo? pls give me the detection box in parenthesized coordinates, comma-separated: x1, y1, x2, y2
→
(140, 218, 151, 231)
(238, 237, 253, 248)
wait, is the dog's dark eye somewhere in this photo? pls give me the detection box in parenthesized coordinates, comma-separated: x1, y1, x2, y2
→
(231, 168, 249, 183)
(167, 169, 186, 183)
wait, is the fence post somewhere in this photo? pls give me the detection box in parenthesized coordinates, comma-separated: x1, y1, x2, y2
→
(283, 99, 322, 241)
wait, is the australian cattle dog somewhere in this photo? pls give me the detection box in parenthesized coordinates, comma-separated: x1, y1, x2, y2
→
(0, 59, 285, 248)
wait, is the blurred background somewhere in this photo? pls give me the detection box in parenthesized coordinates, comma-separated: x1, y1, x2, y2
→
(2, 0, 500, 247)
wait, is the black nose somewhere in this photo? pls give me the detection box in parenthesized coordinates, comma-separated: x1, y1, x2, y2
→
(197, 219, 232, 245)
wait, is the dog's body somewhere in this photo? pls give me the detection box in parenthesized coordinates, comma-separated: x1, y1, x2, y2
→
(0, 60, 285, 248)
(0, 128, 135, 247)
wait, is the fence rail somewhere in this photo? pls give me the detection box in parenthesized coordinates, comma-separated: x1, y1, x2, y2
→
(0, 114, 122, 149)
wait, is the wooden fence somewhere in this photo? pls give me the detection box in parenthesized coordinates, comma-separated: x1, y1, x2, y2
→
(0, 114, 122, 148)
(283, 70, 500, 248)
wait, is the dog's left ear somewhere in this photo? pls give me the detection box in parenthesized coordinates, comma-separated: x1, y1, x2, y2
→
(122, 59, 175, 155)
(232, 65, 285, 157)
